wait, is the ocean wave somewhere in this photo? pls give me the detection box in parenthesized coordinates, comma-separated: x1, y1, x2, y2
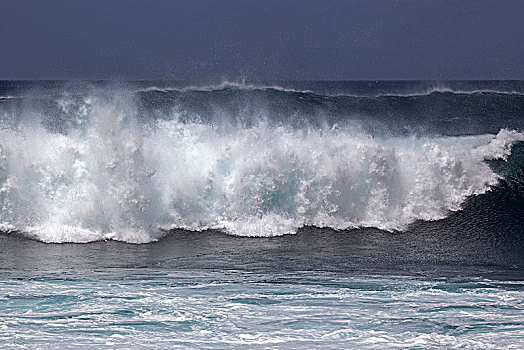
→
(138, 81, 315, 95)
(137, 81, 524, 99)
(0, 91, 522, 243)
(368, 87, 524, 98)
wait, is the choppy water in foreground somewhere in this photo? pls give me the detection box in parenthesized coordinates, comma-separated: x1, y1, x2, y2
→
(1, 222, 523, 349)
(1, 270, 523, 349)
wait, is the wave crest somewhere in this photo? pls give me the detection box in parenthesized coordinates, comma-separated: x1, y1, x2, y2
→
(0, 94, 522, 243)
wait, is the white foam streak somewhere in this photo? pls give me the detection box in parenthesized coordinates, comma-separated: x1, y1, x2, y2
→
(0, 96, 522, 243)
(366, 87, 524, 98)
(139, 82, 524, 98)
(139, 81, 314, 94)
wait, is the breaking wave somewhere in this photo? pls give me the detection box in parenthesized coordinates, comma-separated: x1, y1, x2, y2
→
(0, 85, 523, 243)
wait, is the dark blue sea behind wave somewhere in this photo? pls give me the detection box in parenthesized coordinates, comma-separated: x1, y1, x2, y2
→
(0, 81, 523, 348)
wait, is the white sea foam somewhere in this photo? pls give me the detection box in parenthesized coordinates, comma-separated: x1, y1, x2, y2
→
(1, 273, 522, 348)
(0, 95, 522, 243)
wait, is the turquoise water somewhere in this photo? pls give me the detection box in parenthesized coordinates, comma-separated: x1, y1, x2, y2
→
(1, 270, 523, 349)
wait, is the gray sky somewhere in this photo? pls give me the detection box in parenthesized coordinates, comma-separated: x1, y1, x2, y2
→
(1, 0, 523, 80)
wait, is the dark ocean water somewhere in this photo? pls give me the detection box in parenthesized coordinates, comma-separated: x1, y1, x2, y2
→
(0, 81, 523, 348)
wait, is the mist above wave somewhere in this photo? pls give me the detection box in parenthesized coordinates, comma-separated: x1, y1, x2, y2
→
(0, 90, 522, 243)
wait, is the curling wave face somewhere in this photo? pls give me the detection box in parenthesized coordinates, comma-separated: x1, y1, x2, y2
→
(0, 84, 523, 243)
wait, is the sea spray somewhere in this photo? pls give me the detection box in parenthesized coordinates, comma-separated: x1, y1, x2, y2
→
(1, 87, 523, 242)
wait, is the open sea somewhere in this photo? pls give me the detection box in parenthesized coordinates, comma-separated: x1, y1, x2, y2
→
(0, 80, 523, 348)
